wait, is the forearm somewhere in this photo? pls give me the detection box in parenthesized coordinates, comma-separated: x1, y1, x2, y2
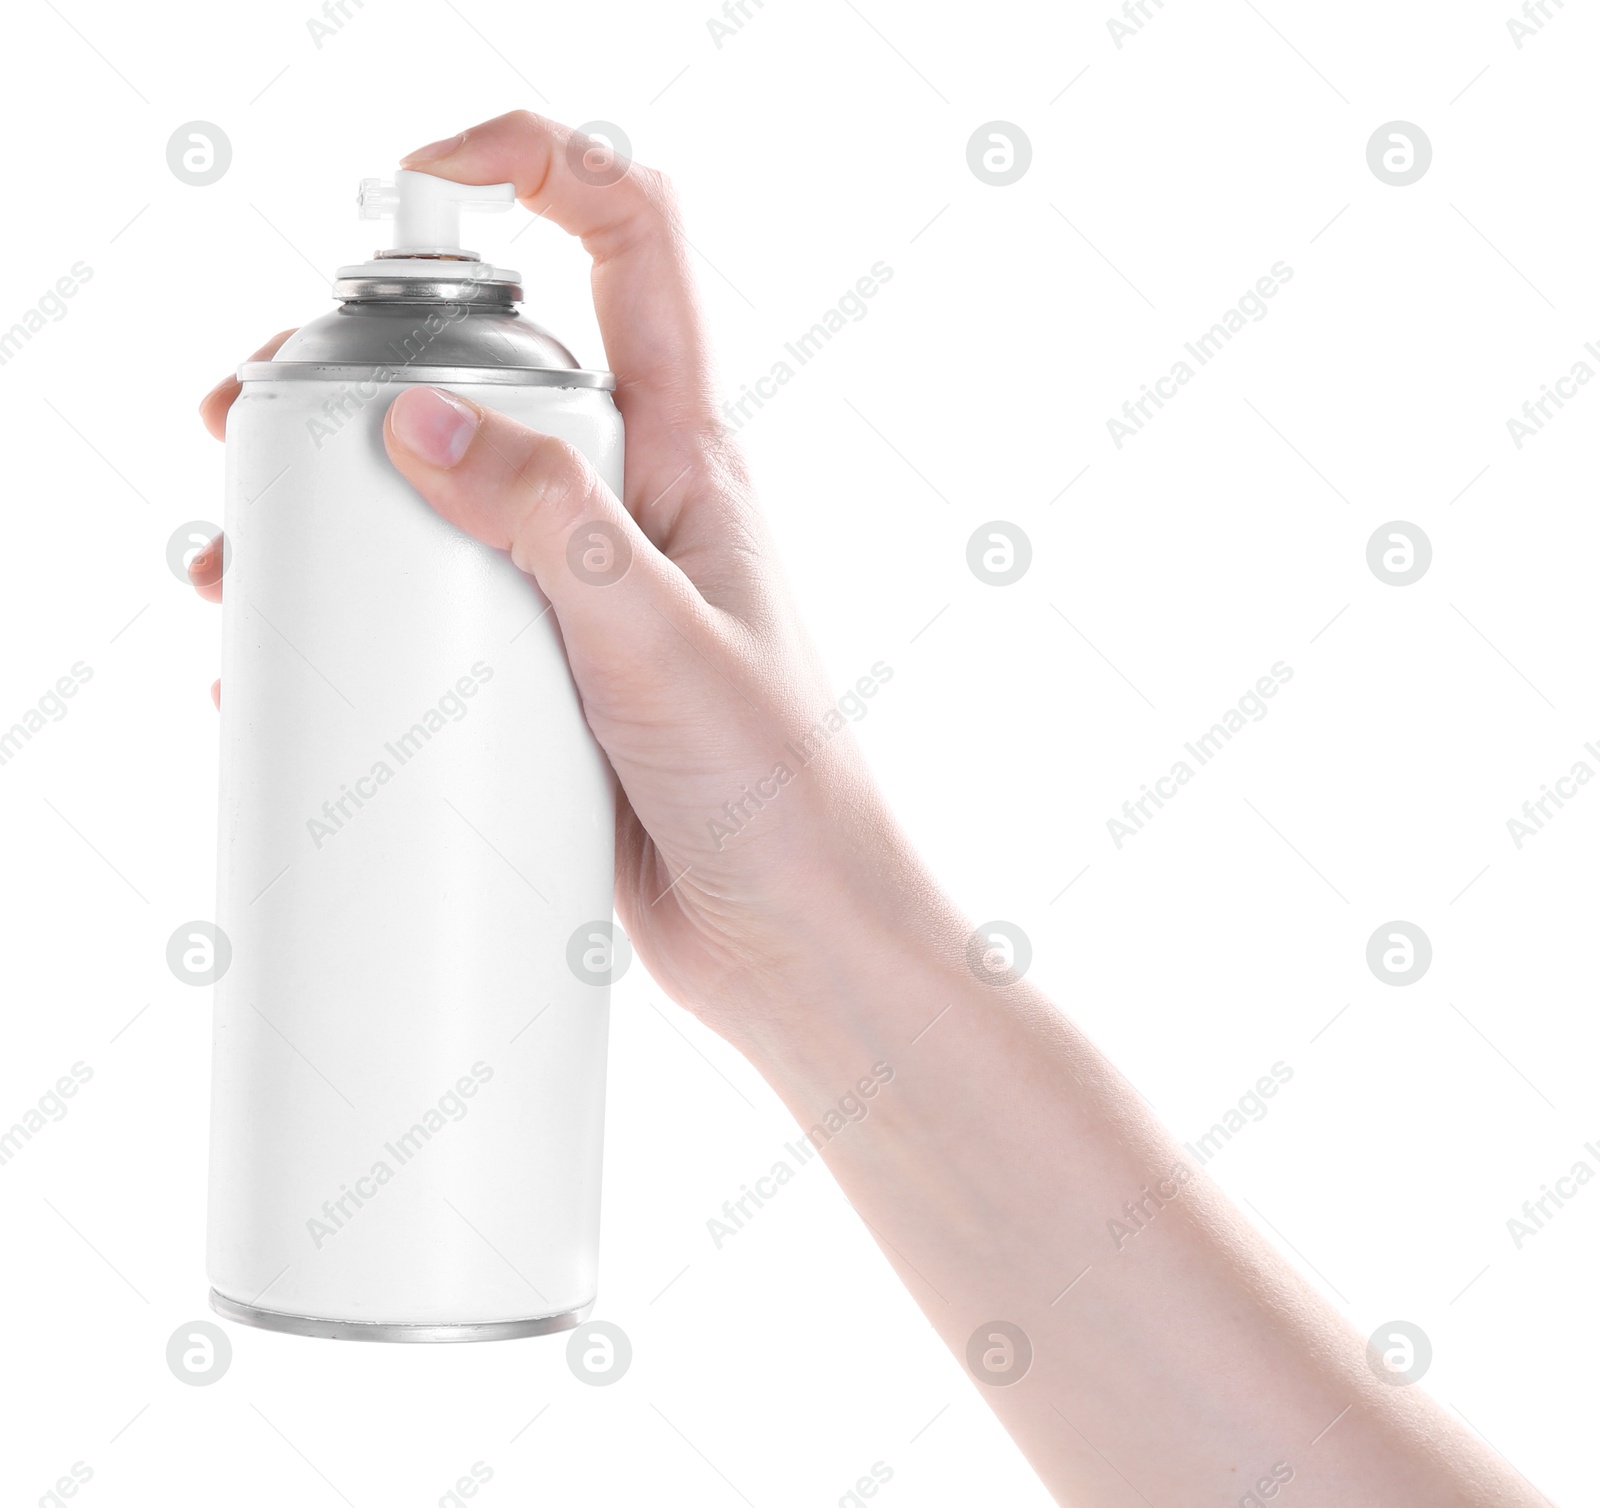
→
(297, 110, 1550, 1506)
(724, 857, 1546, 1507)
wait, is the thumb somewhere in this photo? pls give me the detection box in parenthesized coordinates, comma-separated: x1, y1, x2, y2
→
(382, 385, 696, 663)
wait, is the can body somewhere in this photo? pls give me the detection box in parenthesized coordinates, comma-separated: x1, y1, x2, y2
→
(207, 366, 621, 1338)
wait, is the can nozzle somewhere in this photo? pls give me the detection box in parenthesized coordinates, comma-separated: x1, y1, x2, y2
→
(357, 170, 515, 259)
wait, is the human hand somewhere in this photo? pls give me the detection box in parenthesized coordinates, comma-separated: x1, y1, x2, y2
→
(190, 112, 1555, 1508)
(195, 110, 945, 1049)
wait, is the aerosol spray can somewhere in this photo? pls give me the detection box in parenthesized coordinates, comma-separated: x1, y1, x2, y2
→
(205, 171, 622, 1341)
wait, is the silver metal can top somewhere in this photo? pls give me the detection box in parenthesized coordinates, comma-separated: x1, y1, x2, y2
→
(242, 181, 615, 391)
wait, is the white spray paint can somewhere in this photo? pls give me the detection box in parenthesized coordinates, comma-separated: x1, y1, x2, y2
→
(206, 171, 623, 1341)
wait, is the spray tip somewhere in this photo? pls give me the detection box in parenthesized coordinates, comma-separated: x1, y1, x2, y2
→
(357, 170, 515, 260)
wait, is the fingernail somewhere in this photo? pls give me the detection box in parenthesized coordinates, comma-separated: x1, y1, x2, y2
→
(400, 132, 465, 166)
(187, 539, 213, 575)
(388, 387, 480, 468)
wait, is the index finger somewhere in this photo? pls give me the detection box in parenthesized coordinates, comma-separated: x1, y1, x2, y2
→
(399, 112, 721, 486)
(199, 328, 298, 440)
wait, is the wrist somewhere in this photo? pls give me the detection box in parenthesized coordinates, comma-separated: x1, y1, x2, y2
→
(710, 825, 976, 1101)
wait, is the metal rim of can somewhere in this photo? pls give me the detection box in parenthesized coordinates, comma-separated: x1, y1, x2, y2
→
(334, 276, 523, 304)
(237, 360, 617, 391)
(209, 1288, 594, 1343)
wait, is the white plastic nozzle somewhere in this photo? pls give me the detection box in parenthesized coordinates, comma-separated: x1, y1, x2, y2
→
(357, 170, 515, 256)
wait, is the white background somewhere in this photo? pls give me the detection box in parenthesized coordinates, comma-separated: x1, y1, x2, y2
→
(0, 0, 1594, 1503)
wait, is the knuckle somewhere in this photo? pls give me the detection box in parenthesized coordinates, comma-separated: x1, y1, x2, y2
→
(512, 434, 599, 533)
(516, 438, 636, 589)
(605, 166, 682, 255)
(634, 165, 676, 213)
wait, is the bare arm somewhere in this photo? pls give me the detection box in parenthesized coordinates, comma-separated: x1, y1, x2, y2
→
(725, 884, 1538, 1505)
(196, 109, 1549, 1507)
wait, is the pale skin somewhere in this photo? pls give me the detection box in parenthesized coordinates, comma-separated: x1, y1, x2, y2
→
(192, 112, 1550, 1507)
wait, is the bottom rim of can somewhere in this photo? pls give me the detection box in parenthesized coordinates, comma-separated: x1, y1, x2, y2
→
(209, 1288, 593, 1343)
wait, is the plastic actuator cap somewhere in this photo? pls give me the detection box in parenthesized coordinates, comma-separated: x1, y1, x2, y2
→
(357, 169, 515, 256)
